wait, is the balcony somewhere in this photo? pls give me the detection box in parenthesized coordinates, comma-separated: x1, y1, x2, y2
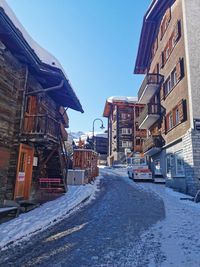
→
(139, 103, 161, 129)
(143, 135, 164, 156)
(22, 114, 59, 142)
(135, 130, 146, 138)
(134, 145, 143, 153)
(138, 73, 164, 104)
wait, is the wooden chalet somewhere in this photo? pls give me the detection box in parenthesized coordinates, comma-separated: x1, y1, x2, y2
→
(73, 149, 99, 182)
(103, 97, 146, 166)
(0, 2, 83, 206)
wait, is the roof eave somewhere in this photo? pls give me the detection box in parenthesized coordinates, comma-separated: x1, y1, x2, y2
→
(0, 6, 84, 113)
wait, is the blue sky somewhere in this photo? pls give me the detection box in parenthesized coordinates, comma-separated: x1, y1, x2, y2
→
(7, 0, 150, 132)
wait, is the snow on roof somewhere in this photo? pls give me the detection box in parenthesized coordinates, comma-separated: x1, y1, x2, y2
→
(0, 0, 66, 76)
(107, 96, 138, 104)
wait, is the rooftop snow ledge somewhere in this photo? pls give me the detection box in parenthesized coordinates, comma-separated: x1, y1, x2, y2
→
(0, 0, 64, 71)
(107, 96, 138, 104)
(0, 0, 84, 113)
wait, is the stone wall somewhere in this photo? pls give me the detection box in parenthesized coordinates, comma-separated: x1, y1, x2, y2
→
(183, 129, 200, 196)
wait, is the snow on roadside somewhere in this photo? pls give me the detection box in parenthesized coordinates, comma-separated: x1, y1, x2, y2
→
(104, 168, 200, 267)
(0, 175, 102, 251)
(103, 167, 200, 267)
(137, 183, 200, 267)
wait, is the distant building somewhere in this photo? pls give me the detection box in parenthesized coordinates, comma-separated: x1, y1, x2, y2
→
(135, 0, 200, 196)
(94, 133, 108, 156)
(103, 97, 146, 166)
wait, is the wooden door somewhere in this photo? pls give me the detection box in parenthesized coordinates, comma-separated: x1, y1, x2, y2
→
(24, 96, 37, 132)
(14, 144, 34, 200)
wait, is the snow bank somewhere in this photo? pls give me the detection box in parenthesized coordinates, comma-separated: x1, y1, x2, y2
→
(0, 176, 102, 250)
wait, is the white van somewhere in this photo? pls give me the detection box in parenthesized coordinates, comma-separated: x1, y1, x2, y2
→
(127, 157, 153, 182)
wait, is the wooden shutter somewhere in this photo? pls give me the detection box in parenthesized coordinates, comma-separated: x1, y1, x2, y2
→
(160, 84, 165, 100)
(159, 52, 163, 69)
(163, 47, 167, 65)
(168, 36, 173, 53)
(161, 117, 166, 134)
(172, 108, 176, 126)
(178, 99, 185, 122)
(166, 7, 171, 24)
(174, 20, 181, 42)
(176, 59, 182, 81)
(155, 38, 158, 51)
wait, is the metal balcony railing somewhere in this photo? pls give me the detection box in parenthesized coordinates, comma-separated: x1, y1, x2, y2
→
(138, 73, 164, 103)
(138, 103, 161, 128)
(143, 135, 163, 153)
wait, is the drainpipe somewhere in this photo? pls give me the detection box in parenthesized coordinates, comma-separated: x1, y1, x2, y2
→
(25, 80, 64, 96)
(19, 65, 29, 134)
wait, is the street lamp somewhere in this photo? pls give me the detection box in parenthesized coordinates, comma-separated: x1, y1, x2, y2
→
(92, 118, 105, 151)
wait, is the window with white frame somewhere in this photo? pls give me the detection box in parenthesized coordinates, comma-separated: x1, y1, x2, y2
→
(175, 150, 185, 176)
(165, 77, 171, 95)
(171, 68, 177, 88)
(122, 141, 132, 148)
(166, 154, 173, 177)
(169, 113, 173, 129)
(175, 108, 179, 125)
(121, 113, 127, 119)
(122, 128, 132, 135)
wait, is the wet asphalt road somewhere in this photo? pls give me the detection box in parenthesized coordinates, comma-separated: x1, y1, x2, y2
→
(0, 170, 165, 267)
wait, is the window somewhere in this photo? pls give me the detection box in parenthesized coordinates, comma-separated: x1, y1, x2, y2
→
(121, 113, 126, 120)
(166, 154, 173, 178)
(136, 138, 140, 146)
(135, 107, 140, 118)
(121, 113, 131, 120)
(171, 68, 177, 88)
(163, 60, 184, 98)
(161, 20, 182, 68)
(154, 159, 162, 176)
(165, 77, 171, 95)
(122, 141, 132, 148)
(160, 8, 171, 40)
(169, 113, 173, 129)
(175, 108, 179, 125)
(122, 128, 132, 135)
(175, 151, 185, 176)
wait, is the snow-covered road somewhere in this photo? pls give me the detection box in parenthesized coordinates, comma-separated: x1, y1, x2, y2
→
(1, 167, 200, 267)
(0, 167, 165, 267)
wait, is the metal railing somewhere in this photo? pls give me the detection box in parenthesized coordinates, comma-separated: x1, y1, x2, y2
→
(143, 135, 163, 153)
(135, 130, 146, 138)
(134, 145, 143, 152)
(138, 73, 164, 101)
(138, 103, 161, 127)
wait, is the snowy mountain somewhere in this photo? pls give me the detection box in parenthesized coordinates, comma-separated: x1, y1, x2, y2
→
(68, 131, 85, 142)
(68, 131, 107, 143)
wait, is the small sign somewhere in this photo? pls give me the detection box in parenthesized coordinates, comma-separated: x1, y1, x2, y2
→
(33, 157, 38, 167)
(194, 119, 200, 131)
(18, 172, 25, 182)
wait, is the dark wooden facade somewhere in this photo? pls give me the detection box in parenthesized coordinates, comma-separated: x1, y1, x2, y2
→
(103, 98, 146, 166)
(0, 5, 83, 205)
